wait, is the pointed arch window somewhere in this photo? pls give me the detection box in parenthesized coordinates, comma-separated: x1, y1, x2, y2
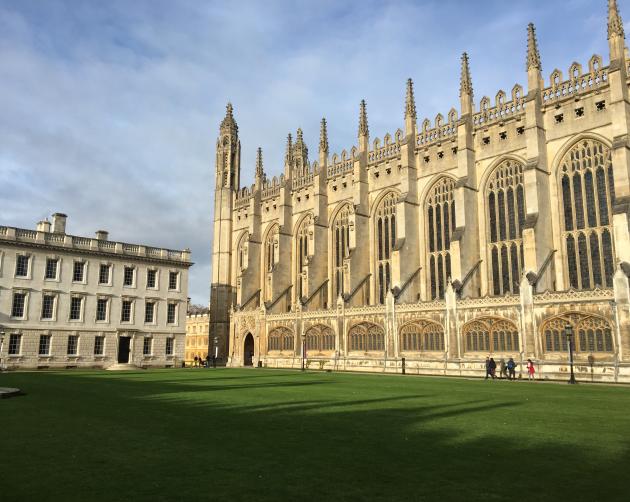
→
(400, 320, 445, 351)
(375, 192, 397, 304)
(462, 317, 519, 353)
(267, 326, 294, 352)
(305, 324, 335, 352)
(295, 215, 311, 301)
(560, 139, 615, 289)
(426, 178, 455, 299)
(486, 160, 525, 295)
(348, 322, 385, 351)
(332, 205, 351, 300)
(263, 225, 279, 303)
(541, 313, 613, 353)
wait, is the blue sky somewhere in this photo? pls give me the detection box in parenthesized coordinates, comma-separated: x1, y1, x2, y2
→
(0, 0, 624, 304)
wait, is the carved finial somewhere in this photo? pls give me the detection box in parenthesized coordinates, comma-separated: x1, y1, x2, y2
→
(358, 99, 368, 137)
(285, 133, 293, 165)
(255, 147, 264, 180)
(608, 0, 625, 39)
(319, 118, 329, 154)
(405, 78, 417, 119)
(526, 23, 542, 71)
(220, 101, 238, 136)
(296, 127, 304, 143)
(460, 53, 473, 98)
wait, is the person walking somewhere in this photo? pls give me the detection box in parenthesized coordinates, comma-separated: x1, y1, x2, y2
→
(499, 359, 507, 379)
(527, 358, 535, 380)
(489, 358, 497, 379)
(206, 354, 211, 368)
(193, 355, 198, 368)
(485, 357, 492, 380)
(507, 357, 517, 380)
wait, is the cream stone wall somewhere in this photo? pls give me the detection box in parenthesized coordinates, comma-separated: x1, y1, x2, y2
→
(209, 2, 630, 381)
(185, 311, 210, 364)
(0, 214, 191, 370)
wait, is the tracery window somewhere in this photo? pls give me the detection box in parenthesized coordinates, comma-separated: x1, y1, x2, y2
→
(267, 326, 294, 352)
(375, 192, 397, 304)
(400, 320, 445, 351)
(305, 324, 335, 352)
(541, 312, 613, 353)
(462, 317, 519, 353)
(237, 232, 248, 273)
(332, 205, 351, 300)
(295, 216, 311, 301)
(426, 178, 456, 299)
(487, 160, 525, 296)
(263, 225, 279, 302)
(560, 140, 615, 289)
(348, 322, 384, 351)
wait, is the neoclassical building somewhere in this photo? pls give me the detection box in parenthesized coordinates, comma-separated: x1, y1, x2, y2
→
(0, 213, 191, 370)
(209, 1, 630, 382)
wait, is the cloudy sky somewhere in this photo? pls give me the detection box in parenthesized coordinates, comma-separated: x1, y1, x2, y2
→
(0, 0, 622, 304)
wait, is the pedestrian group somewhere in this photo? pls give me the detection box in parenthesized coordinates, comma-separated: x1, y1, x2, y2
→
(484, 356, 535, 380)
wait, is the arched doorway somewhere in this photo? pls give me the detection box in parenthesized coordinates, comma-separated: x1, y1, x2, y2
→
(243, 333, 254, 366)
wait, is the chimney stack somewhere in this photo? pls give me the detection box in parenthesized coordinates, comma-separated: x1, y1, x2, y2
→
(51, 213, 67, 234)
(36, 219, 51, 233)
(95, 230, 109, 241)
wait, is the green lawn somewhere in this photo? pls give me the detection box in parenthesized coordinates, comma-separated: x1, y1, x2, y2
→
(1, 369, 629, 501)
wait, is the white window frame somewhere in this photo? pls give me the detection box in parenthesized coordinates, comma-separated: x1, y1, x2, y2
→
(68, 294, 85, 322)
(98, 262, 112, 286)
(14, 253, 31, 279)
(10, 289, 29, 320)
(144, 300, 157, 324)
(67, 333, 80, 356)
(44, 255, 60, 282)
(94, 334, 106, 357)
(72, 260, 87, 284)
(167, 302, 178, 325)
(121, 298, 134, 323)
(142, 336, 153, 357)
(123, 265, 136, 288)
(95, 296, 110, 323)
(38, 333, 52, 357)
(166, 336, 174, 357)
(168, 270, 180, 291)
(40, 292, 58, 321)
(146, 268, 159, 290)
(8, 333, 22, 356)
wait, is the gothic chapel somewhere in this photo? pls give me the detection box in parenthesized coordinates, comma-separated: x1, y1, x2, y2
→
(209, 1, 630, 382)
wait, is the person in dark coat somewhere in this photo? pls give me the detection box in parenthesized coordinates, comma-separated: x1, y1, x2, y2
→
(206, 355, 211, 368)
(499, 359, 507, 379)
(193, 355, 198, 367)
(507, 357, 517, 380)
(485, 357, 492, 380)
(489, 358, 497, 379)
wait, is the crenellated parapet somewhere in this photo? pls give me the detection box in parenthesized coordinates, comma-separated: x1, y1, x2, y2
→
(416, 111, 458, 148)
(542, 55, 608, 104)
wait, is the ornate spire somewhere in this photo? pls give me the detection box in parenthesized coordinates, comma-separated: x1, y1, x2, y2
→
(319, 118, 329, 154)
(219, 102, 238, 137)
(405, 78, 417, 119)
(293, 127, 308, 165)
(255, 147, 264, 180)
(284, 133, 293, 165)
(608, 0, 625, 39)
(358, 99, 368, 137)
(526, 23, 542, 71)
(459, 53, 473, 98)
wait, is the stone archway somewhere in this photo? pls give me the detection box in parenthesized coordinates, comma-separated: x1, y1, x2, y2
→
(243, 333, 254, 366)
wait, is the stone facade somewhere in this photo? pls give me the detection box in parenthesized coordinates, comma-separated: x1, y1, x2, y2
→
(210, 2, 630, 382)
(0, 214, 191, 370)
(185, 308, 210, 364)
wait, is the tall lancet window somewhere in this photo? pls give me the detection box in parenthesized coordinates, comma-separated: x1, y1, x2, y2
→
(375, 192, 397, 304)
(486, 159, 525, 295)
(426, 178, 456, 299)
(263, 225, 279, 303)
(560, 139, 615, 289)
(236, 232, 248, 300)
(295, 215, 311, 301)
(332, 205, 351, 300)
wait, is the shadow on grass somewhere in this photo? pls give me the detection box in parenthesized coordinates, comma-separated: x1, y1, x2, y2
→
(0, 369, 628, 502)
